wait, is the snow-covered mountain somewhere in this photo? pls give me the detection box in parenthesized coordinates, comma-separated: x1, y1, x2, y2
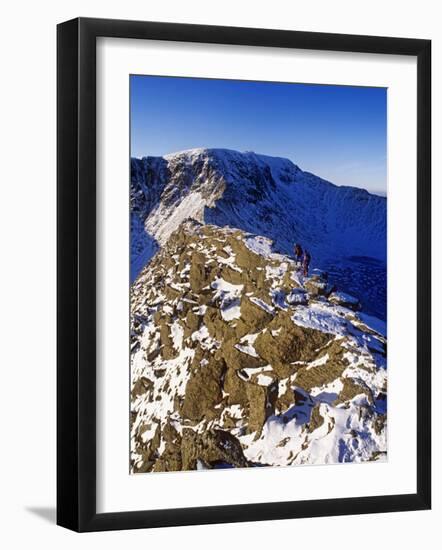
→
(130, 222, 387, 473)
(131, 148, 387, 318)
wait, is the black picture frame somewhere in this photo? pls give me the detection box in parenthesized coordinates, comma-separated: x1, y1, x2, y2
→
(57, 17, 431, 532)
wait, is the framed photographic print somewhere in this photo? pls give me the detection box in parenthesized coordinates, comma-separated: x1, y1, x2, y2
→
(57, 17, 431, 531)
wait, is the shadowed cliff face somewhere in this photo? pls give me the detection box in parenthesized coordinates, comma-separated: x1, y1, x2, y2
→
(130, 221, 387, 473)
(130, 148, 387, 317)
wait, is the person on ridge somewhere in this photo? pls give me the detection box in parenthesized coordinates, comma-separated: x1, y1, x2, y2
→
(294, 243, 303, 267)
(302, 249, 311, 277)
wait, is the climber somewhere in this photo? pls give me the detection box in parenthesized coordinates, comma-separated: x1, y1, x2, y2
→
(294, 243, 303, 267)
(302, 249, 311, 277)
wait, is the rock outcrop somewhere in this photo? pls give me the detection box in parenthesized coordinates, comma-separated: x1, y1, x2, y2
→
(130, 221, 387, 472)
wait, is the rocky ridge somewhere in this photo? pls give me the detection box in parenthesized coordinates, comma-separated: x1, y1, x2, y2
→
(131, 148, 387, 318)
(130, 220, 387, 473)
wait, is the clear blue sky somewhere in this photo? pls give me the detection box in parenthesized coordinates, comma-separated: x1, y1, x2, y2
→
(130, 75, 387, 194)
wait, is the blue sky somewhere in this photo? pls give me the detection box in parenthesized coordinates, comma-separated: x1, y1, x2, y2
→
(130, 75, 387, 194)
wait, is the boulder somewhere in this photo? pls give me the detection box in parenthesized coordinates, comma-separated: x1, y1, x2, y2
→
(181, 355, 226, 422)
(246, 380, 278, 438)
(189, 252, 210, 292)
(131, 376, 154, 399)
(223, 367, 249, 406)
(333, 377, 369, 405)
(221, 266, 243, 285)
(132, 423, 161, 473)
(159, 319, 178, 360)
(151, 421, 183, 472)
(203, 306, 237, 341)
(240, 295, 273, 331)
(286, 287, 309, 306)
(185, 309, 201, 332)
(328, 291, 361, 311)
(254, 311, 330, 365)
(307, 403, 325, 433)
(164, 284, 181, 301)
(230, 238, 265, 272)
(282, 268, 301, 291)
(217, 339, 266, 371)
(181, 429, 250, 470)
(294, 341, 349, 392)
(304, 276, 328, 297)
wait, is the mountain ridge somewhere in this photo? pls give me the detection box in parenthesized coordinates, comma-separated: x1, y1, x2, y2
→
(130, 221, 387, 473)
(135, 147, 386, 197)
(131, 148, 386, 318)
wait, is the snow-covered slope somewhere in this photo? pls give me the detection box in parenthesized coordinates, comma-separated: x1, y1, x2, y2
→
(130, 222, 387, 473)
(131, 148, 386, 317)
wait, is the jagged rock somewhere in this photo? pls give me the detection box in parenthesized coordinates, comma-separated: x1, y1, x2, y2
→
(217, 339, 266, 371)
(189, 251, 210, 292)
(159, 320, 178, 360)
(307, 404, 325, 433)
(223, 368, 249, 406)
(254, 311, 330, 366)
(276, 386, 296, 414)
(295, 342, 349, 392)
(132, 423, 162, 473)
(185, 310, 201, 332)
(304, 276, 328, 297)
(374, 413, 387, 435)
(230, 238, 266, 272)
(146, 347, 161, 363)
(203, 306, 236, 341)
(246, 380, 279, 438)
(152, 421, 183, 472)
(130, 218, 387, 471)
(131, 376, 154, 399)
(221, 266, 243, 285)
(328, 291, 361, 310)
(234, 319, 253, 338)
(293, 387, 312, 405)
(281, 268, 300, 292)
(286, 288, 308, 305)
(181, 429, 250, 470)
(333, 377, 370, 405)
(240, 295, 273, 331)
(164, 284, 181, 301)
(181, 353, 226, 422)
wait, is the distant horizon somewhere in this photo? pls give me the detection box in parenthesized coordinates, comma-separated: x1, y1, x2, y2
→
(131, 75, 387, 194)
